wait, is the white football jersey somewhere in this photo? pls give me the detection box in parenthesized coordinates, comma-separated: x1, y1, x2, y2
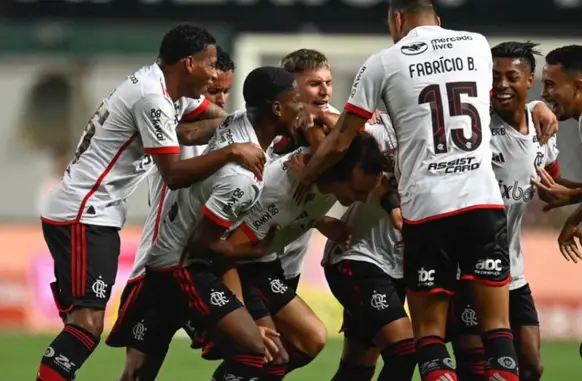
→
(346, 26, 503, 223)
(237, 147, 336, 272)
(128, 144, 207, 280)
(42, 63, 209, 228)
(323, 116, 403, 278)
(146, 110, 264, 269)
(490, 110, 559, 290)
(264, 104, 341, 279)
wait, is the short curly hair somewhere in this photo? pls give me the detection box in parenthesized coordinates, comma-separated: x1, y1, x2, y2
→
(546, 45, 582, 75)
(217, 46, 236, 73)
(158, 24, 216, 65)
(243, 66, 295, 109)
(280, 49, 330, 74)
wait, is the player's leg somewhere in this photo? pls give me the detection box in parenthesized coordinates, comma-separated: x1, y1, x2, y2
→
(331, 336, 379, 381)
(458, 209, 519, 381)
(38, 222, 120, 381)
(510, 284, 543, 381)
(449, 284, 486, 381)
(402, 219, 457, 381)
(240, 261, 327, 374)
(173, 264, 267, 380)
(325, 260, 415, 381)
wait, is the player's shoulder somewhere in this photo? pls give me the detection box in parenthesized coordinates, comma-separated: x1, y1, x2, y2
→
(214, 164, 262, 194)
(118, 63, 173, 107)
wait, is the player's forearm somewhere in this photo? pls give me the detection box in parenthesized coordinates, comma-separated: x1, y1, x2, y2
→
(556, 177, 582, 189)
(222, 267, 244, 305)
(299, 127, 352, 184)
(177, 118, 224, 146)
(567, 204, 582, 226)
(319, 112, 340, 130)
(161, 146, 234, 189)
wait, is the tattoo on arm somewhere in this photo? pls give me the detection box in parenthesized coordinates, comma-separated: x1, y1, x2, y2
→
(178, 118, 224, 145)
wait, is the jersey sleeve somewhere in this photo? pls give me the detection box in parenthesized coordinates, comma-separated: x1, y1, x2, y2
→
(345, 53, 387, 120)
(133, 94, 180, 155)
(181, 96, 211, 121)
(202, 175, 260, 229)
(543, 135, 560, 179)
(238, 202, 277, 242)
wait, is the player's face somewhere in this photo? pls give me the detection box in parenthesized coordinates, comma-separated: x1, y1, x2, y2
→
(328, 167, 382, 206)
(203, 70, 233, 108)
(295, 68, 333, 109)
(273, 85, 301, 136)
(491, 58, 533, 114)
(183, 44, 218, 99)
(542, 64, 581, 121)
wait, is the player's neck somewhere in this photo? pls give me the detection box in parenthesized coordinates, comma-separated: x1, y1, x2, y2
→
(159, 64, 181, 101)
(247, 111, 277, 151)
(498, 107, 528, 134)
(403, 15, 439, 36)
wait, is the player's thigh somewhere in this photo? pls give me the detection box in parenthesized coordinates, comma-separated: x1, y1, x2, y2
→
(325, 260, 409, 347)
(401, 219, 457, 294)
(239, 260, 297, 316)
(456, 209, 510, 287)
(173, 264, 263, 353)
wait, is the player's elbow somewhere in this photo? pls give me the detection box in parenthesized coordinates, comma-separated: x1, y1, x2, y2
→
(160, 171, 186, 190)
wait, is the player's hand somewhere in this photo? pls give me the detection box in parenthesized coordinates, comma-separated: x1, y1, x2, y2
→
(367, 110, 383, 124)
(532, 101, 558, 144)
(532, 167, 573, 199)
(542, 197, 572, 212)
(558, 220, 582, 263)
(229, 143, 266, 181)
(257, 326, 280, 362)
(316, 217, 351, 247)
(295, 103, 325, 133)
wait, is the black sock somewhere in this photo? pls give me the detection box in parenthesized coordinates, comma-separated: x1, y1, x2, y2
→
(455, 347, 485, 381)
(211, 361, 226, 381)
(220, 352, 265, 380)
(261, 363, 287, 381)
(378, 338, 416, 381)
(37, 324, 99, 381)
(481, 329, 519, 381)
(284, 343, 315, 373)
(330, 361, 375, 381)
(415, 336, 456, 381)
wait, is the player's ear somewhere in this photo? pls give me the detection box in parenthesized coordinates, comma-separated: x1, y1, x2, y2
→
(526, 72, 534, 89)
(183, 56, 194, 74)
(574, 78, 582, 95)
(272, 101, 282, 117)
(435, 16, 441, 26)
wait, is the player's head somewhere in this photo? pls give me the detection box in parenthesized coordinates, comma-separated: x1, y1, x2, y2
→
(204, 47, 235, 108)
(317, 134, 386, 206)
(243, 66, 299, 136)
(543, 45, 582, 121)
(158, 23, 217, 99)
(491, 41, 540, 115)
(281, 49, 333, 109)
(388, 0, 439, 44)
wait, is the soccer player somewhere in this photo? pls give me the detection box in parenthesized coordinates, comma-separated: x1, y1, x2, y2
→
(322, 115, 416, 381)
(449, 41, 559, 381)
(37, 24, 270, 381)
(292, 1, 521, 380)
(141, 66, 304, 381)
(106, 49, 242, 381)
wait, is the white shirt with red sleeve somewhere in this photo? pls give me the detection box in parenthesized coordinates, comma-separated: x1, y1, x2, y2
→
(489, 109, 559, 290)
(41, 63, 206, 228)
(146, 110, 264, 270)
(345, 26, 503, 224)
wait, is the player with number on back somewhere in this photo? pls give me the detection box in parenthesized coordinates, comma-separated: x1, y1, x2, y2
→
(36, 24, 266, 381)
(105, 50, 240, 381)
(449, 41, 559, 381)
(293, 1, 520, 380)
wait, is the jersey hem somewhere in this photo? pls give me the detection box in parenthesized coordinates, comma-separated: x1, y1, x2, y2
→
(144, 146, 181, 155)
(344, 103, 373, 119)
(403, 204, 505, 225)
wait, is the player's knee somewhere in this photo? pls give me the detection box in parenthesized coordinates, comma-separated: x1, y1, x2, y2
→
(303, 320, 327, 357)
(69, 307, 105, 337)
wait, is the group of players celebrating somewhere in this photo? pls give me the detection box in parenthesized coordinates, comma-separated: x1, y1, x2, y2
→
(35, 1, 582, 380)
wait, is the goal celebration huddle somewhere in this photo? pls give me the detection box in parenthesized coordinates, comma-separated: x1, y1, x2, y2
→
(36, 1, 582, 380)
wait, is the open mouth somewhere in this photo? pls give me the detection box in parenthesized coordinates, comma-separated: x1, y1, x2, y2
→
(312, 100, 329, 109)
(493, 93, 513, 105)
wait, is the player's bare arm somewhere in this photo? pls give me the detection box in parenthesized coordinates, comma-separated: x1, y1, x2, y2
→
(314, 217, 351, 247)
(298, 110, 367, 184)
(177, 118, 225, 145)
(530, 101, 559, 144)
(152, 143, 266, 189)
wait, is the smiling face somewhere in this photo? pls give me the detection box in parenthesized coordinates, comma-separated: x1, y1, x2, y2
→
(204, 69, 234, 108)
(491, 57, 533, 116)
(541, 63, 581, 121)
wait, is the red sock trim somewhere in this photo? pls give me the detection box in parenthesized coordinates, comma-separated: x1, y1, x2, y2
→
(37, 364, 68, 381)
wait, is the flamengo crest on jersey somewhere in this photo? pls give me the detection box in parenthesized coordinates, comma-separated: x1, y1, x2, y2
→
(323, 116, 403, 278)
(346, 26, 503, 223)
(146, 110, 264, 269)
(42, 63, 208, 228)
(490, 110, 559, 290)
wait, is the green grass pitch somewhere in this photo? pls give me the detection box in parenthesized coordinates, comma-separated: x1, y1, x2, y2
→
(1, 332, 580, 380)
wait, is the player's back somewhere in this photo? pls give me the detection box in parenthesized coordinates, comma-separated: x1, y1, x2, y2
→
(382, 26, 502, 222)
(147, 110, 263, 269)
(42, 63, 189, 228)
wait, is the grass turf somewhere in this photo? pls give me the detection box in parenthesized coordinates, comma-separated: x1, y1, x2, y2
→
(1, 332, 579, 380)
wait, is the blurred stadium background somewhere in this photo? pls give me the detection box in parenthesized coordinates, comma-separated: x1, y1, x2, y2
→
(1, 0, 582, 379)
